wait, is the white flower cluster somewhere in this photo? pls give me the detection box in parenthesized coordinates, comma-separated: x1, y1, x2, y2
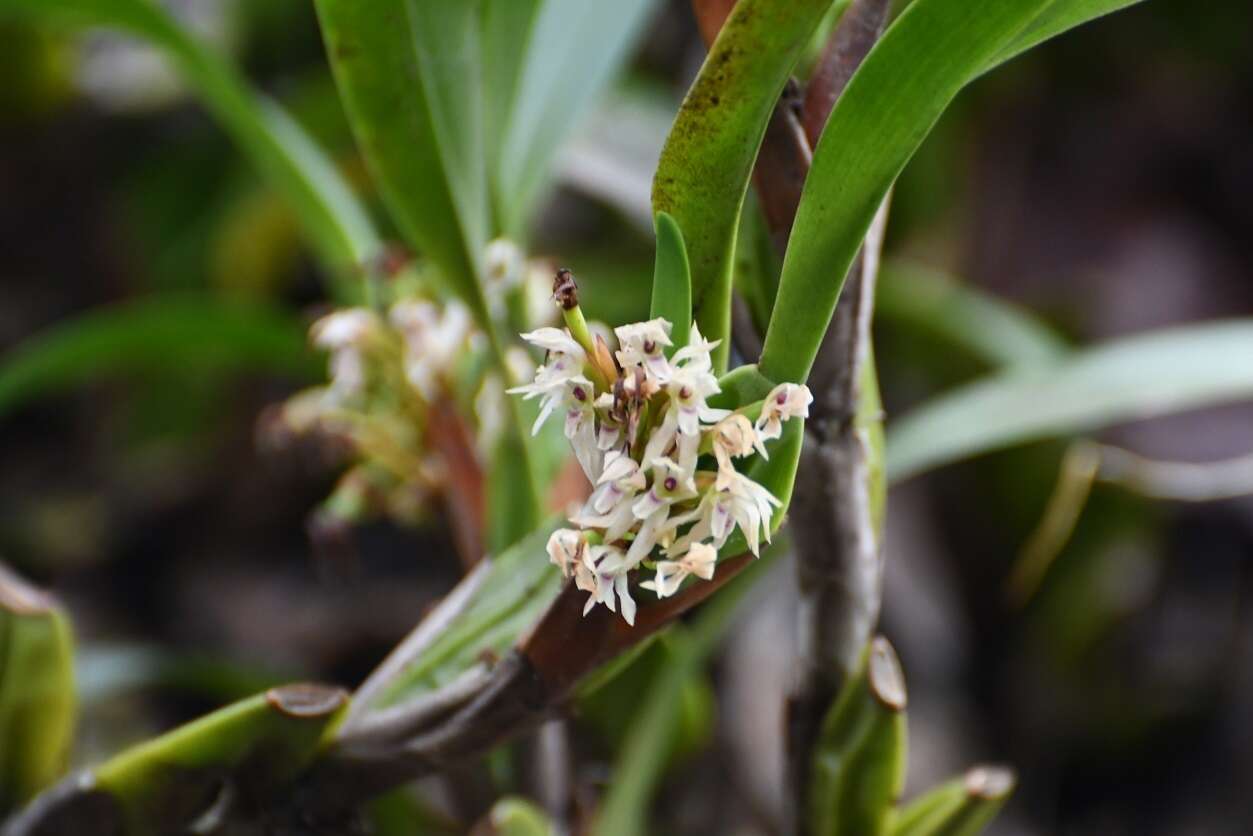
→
(510, 317, 812, 625)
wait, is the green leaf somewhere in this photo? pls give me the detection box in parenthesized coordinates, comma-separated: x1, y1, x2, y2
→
(0, 296, 318, 420)
(808, 638, 908, 836)
(493, 0, 659, 239)
(371, 520, 562, 708)
(891, 767, 1016, 836)
(0, 0, 379, 299)
(759, 0, 1055, 385)
(594, 549, 776, 836)
(649, 212, 692, 352)
(485, 797, 553, 836)
(314, 0, 490, 323)
(95, 684, 348, 836)
(984, 1, 1148, 72)
(887, 320, 1253, 483)
(0, 564, 75, 814)
(876, 259, 1068, 369)
(652, 0, 832, 374)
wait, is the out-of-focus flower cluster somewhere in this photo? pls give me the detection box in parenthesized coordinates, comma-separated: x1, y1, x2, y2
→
(267, 240, 551, 532)
(512, 312, 812, 625)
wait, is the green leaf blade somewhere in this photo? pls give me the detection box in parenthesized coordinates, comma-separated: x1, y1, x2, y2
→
(650, 211, 692, 351)
(652, 0, 832, 374)
(759, 0, 1053, 386)
(314, 0, 490, 322)
(887, 320, 1253, 482)
(0, 296, 318, 420)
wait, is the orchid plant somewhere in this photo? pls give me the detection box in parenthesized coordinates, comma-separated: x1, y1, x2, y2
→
(0, 1, 1198, 835)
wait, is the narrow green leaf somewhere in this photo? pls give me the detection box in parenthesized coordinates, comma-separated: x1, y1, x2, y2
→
(482, 0, 542, 226)
(759, 0, 1054, 385)
(495, 0, 658, 240)
(0, 296, 318, 420)
(314, 0, 490, 323)
(0, 564, 75, 814)
(95, 684, 348, 836)
(0, 0, 379, 298)
(876, 260, 1069, 369)
(891, 767, 1016, 836)
(984, 1, 1147, 72)
(808, 638, 908, 836)
(652, 0, 832, 374)
(887, 320, 1253, 482)
(372, 520, 562, 708)
(595, 550, 776, 836)
(649, 212, 692, 352)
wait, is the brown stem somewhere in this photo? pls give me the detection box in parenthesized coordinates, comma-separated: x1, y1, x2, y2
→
(427, 399, 486, 571)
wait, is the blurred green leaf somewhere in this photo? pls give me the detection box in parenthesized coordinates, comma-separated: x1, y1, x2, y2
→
(887, 320, 1253, 482)
(95, 684, 348, 836)
(0, 0, 379, 299)
(891, 767, 1016, 836)
(0, 296, 318, 420)
(0, 564, 75, 814)
(493, 0, 658, 240)
(876, 259, 1069, 369)
(649, 212, 692, 352)
(652, 0, 832, 374)
(484, 797, 553, 836)
(808, 638, 907, 836)
(594, 548, 775, 836)
(577, 631, 713, 767)
(314, 0, 490, 323)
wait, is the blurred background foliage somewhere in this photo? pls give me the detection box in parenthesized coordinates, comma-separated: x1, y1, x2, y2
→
(0, 0, 1251, 833)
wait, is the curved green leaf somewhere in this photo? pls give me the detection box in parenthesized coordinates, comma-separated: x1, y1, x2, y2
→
(314, 0, 489, 322)
(0, 0, 379, 299)
(887, 320, 1253, 482)
(649, 212, 692, 352)
(984, 1, 1147, 72)
(759, 0, 1053, 385)
(0, 296, 318, 419)
(876, 260, 1068, 369)
(494, 0, 658, 239)
(371, 520, 562, 708)
(96, 684, 348, 836)
(652, 0, 832, 374)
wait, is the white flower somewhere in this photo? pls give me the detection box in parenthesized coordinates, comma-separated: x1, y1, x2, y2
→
(756, 382, 813, 443)
(586, 450, 646, 514)
(670, 323, 720, 373)
(312, 308, 378, 349)
(614, 318, 673, 382)
(581, 545, 637, 625)
(623, 457, 698, 567)
(665, 469, 781, 558)
(711, 414, 763, 475)
(509, 327, 589, 411)
(546, 528, 586, 579)
(641, 541, 717, 598)
(632, 457, 698, 520)
(485, 239, 525, 290)
(717, 469, 782, 556)
(391, 300, 471, 399)
(667, 363, 729, 436)
(311, 309, 381, 397)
